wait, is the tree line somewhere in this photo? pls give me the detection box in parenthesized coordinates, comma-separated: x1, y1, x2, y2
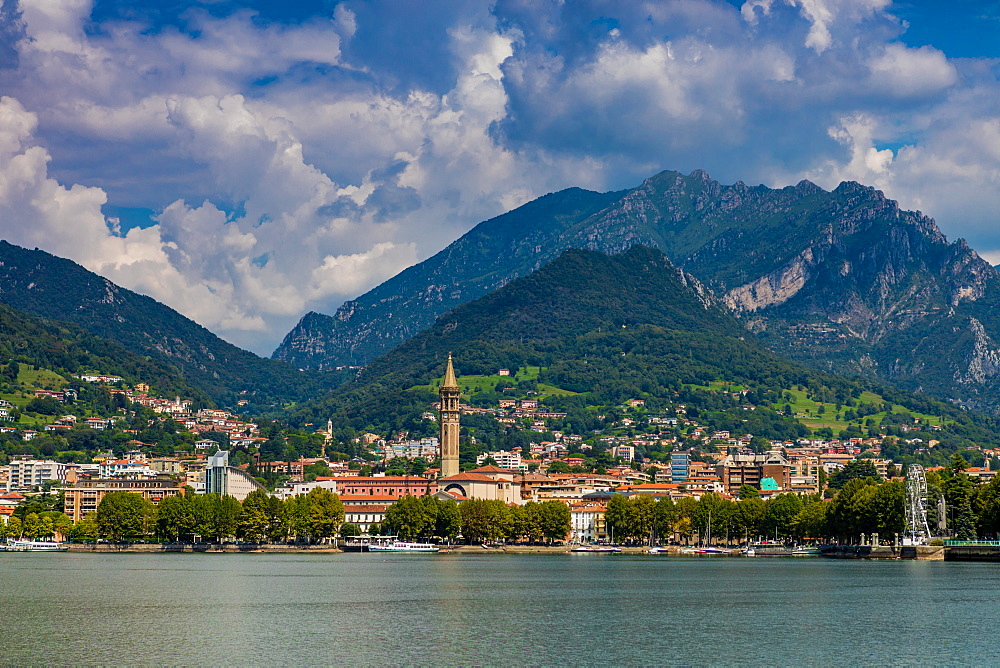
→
(16, 488, 347, 544)
(376, 496, 572, 544)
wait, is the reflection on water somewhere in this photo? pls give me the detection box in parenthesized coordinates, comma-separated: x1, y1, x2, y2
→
(2, 553, 999, 665)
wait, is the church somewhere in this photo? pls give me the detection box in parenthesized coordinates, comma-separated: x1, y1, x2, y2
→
(435, 354, 523, 505)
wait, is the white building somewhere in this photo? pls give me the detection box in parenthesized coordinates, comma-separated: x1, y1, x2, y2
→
(476, 450, 526, 471)
(204, 450, 266, 501)
(570, 503, 606, 544)
(271, 479, 339, 500)
(99, 460, 155, 478)
(7, 459, 66, 491)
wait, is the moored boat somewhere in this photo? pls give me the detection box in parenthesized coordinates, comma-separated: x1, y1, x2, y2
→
(3, 539, 69, 552)
(571, 545, 622, 553)
(367, 540, 439, 553)
(791, 545, 824, 556)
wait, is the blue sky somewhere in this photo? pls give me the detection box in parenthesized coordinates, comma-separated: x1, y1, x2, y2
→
(0, 0, 998, 354)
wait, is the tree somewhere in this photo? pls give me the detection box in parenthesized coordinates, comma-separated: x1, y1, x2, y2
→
(734, 497, 765, 541)
(4, 516, 22, 539)
(826, 477, 878, 541)
(762, 494, 804, 540)
(738, 484, 760, 500)
(950, 453, 971, 475)
(97, 491, 151, 541)
(339, 522, 361, 537)
(828, 460, 881, 490)
(435, 500, 462, 541)
(266, 496, 288, 542)
(547, 461, 571, 474)
(604, 494, 631, 543)
(157, 495, 194, 542)
(72, 512, 99, 541)
(307, 487, 344, 541)
(215, 495, 243, 541)
(238, 490, 271, 543)
(285, 495, 311, 542)
(384, 495, 433, 541)
(190, 494, 221, 542)
(630, 495, 657, 544)
(790, 500, 829, 540)
(945, 474, 976, 541)
(22, 512, 41, 538)
(653, 497, 678, 543)
(517, 503, 544, 542)
(537, 501, 571, 543)
(459, 499, 511, 543)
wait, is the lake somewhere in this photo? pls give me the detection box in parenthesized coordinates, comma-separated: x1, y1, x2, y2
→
(2, 552, 999, 665)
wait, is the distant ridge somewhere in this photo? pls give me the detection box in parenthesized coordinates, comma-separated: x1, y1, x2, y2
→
(277, 169, 1000, 411)
(0, 241, 334, 406)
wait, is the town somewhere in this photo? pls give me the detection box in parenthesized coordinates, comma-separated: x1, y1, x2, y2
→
(1, 354, 998, 551)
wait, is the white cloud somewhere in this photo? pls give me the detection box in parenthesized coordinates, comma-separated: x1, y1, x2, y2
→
(0, 0, 999, 357)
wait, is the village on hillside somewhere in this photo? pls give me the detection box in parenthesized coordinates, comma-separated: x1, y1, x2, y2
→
(1, 359, 997, 546)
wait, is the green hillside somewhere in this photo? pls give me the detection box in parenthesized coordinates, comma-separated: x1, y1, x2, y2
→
(293, 247, 1000, 465)
(0, 241, 345, 408)
(0, 301, 207, 403)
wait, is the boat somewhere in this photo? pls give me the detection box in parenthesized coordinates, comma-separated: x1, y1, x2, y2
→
(646, 546, 671, 554)
(791, 545, 824, 556)
(742, 546, 756, 557)
(367, 540, 439, 553)
(571, 545, 622, 553)
(3, 539, 69, 552)
(745, 541, 792, 556)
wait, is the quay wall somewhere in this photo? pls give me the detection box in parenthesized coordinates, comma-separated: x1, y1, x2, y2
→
(67, 543, 341, 554)
(944, 546, 1000, 562)
(822, 545, 944, 560)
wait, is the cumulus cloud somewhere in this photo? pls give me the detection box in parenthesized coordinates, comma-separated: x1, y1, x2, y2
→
(0, 0, 997, 355)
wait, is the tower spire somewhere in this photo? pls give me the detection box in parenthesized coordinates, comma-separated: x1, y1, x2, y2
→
(438, 353, 461, 478)
(442, 352, 459, 389)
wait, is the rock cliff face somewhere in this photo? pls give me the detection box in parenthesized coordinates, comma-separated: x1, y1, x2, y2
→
(273, 169, 1000, 410)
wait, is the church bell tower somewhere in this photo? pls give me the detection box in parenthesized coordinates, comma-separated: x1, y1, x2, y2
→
(438, 353, 461, 478)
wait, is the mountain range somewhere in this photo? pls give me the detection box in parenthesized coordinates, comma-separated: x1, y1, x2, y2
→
(292, 245, 1000, 457)
(275, 170, 1000, 411)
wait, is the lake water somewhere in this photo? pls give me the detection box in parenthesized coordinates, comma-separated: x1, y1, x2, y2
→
(2, 552, 999, 666)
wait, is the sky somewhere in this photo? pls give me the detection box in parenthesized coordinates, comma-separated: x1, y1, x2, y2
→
(0, 0, 999, 355)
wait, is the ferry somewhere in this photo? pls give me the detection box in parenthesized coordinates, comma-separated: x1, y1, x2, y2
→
(3, 539, 69, 552)
(367, 540, 440, 553)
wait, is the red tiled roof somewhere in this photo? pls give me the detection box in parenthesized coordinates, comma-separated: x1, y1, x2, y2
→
(468, 465, 517, 474)
(439, 472, 498, 482)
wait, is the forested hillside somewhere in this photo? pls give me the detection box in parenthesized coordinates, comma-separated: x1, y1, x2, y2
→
(293, 247, 1000, 467)
(0, 241, 345, 407)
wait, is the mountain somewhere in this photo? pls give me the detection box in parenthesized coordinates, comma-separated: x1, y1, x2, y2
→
(294, 246, 1000, 466)
(274, 186, 626, 368)
(276, 169, 1000, 411)
(0, 300, 208, 403)
(0, 241, 340, 407)
(293, 245, 795, 426)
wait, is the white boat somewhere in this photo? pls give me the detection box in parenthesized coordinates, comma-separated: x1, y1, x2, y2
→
(571, 545, 622, 553)
(367, 540, 439, 553)
(791, 546, 823, 556)
(742, 547, 756, 557)
(646, 546, 671, 554)
(3, 539, 68, 552)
